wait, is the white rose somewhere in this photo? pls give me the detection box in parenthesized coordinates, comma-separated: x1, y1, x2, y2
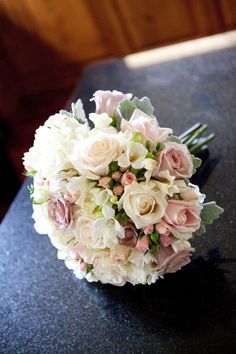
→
(75, 215, 121, 249)
(120, 181, 167, 229)
(127, 249, 158, 285)
(71, 132, 122, 179)
(92, 254, 127, 286)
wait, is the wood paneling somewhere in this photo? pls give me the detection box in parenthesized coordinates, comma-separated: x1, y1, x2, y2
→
(0, 0, 235, 118)
(220, 0, 236, 29)
(114, 0, 195, 50)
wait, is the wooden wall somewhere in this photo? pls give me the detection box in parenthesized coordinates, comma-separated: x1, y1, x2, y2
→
(0, 0, 235, 119)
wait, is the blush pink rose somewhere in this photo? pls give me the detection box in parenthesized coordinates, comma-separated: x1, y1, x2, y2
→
(121, 109, 172, 145)
(163, 199, 201, 239)
(91, 90, 132, 117)
(112, 171, 122, 181)
(135, 235, 150, 252)
(160, 234, 171, 247)
(80, 262, 87, 272)
(113, 185, 124, 196)
(119, 222, 138, 248)
(48, 193, 73, 230)
(121, 171, 136, 186)
(155, 222, 171, 236)
(153, 141, 193, 179)
(143, 224, 154, 235)
(156, 246, 193, 276)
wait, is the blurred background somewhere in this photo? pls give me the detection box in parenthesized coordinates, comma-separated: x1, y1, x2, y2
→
(0, 0, 236, 221)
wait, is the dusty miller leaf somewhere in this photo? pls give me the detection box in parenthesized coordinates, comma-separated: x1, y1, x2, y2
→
(132, 96, 155, 116)
(168, 135, 182, 144)
(192, 156, 202, 174)
(201, 202, 224, 225)
(117, 99, 135, 120)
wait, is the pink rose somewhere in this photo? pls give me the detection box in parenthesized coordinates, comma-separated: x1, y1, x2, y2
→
(98, 176, 111, 188)
(112, 171, 122, 181)
(48, 193, 73, 230)
(121, 171, 136, 186)
(163, 199, 201, 239)
(113, 185, 124, 196)
(143, 224, 154, 235)
(156, 246, 193, 276)
(155, 222, 171, 236)
(160, 235, 171, 248)
(153, 142, 193, 179)
(119, 222, 138, 248)
(121, 109, 172, 145)
(135, 235, 150, 252)
(80, 262, 87, 272)
(91, 90, 132, 117)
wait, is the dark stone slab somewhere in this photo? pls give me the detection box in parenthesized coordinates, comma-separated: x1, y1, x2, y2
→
(1, 46, 236, 354)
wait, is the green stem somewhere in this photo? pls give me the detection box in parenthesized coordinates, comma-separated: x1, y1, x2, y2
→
(184, 124, 208, 147)
(189, 133, 215, 154)
(178, 122, 202, 141)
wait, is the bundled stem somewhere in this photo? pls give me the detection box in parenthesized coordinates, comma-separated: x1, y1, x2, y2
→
(179, 123, 215, 155)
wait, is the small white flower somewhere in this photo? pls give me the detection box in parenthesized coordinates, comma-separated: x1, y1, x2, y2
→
(89, 113, 113, 130)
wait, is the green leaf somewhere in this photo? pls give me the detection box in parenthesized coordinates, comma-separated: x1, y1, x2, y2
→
(146, 152, 155, 159)
(155, 142, 164, 152)
(109, 161, 119, 173)
(117, 99, 135, 120)
(86, 264, 93, 273)
(27, 183, 34, 197)
(150, 232, 159, 244)
(150, 243, 158, 254)
(130, 168, 140, 175)
(194, 222, 206, 236)
(168, 135, 182, 144)
(146, 140, 152, 150)
(192, 156, 202, 174)
(23, 170, 37, 177)
(201, 202, 224, 225)
(132, 96, 154, 116)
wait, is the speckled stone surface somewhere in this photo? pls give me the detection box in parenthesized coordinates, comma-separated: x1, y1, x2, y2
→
(1, 47, 236, 354)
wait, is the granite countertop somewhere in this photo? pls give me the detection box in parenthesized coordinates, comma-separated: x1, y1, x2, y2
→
(1, 45, 236, 354)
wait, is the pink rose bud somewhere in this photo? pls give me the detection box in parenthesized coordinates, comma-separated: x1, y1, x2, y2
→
(112, 171, 122, 181)
(119, 166, 129, 173)
(160, 235, 171, 248)
(121, 171, 136, 186)
(143, 224, 154, 235)
(113, 185, 124, 196)
(80, 262, 87, 272)
(155, 223, 170, 236)
(98, 176, 111, 188)
(135, 235, 150, 252)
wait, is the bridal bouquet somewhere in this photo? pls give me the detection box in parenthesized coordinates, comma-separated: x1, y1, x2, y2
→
(23, 90, 223, 286)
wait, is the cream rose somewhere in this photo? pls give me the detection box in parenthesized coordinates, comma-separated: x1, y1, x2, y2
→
(75, 215, 121, 249)
(120, 182, 167, 229)
(153, 141, 193, 179)
(71, 132, 122, 179)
